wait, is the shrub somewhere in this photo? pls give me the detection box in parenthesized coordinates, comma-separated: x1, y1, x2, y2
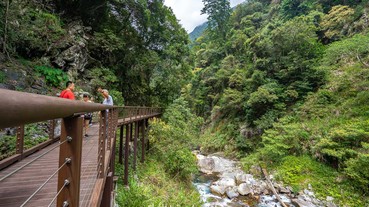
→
(164, 149, 198, 180)
(0, 71, 5, 83)
(344, 142, 369, 191)
(35, 66, 68, 87)
(109, 90, 124, 106)
(149, 98, 203, 180)
(8, 8, 65, 56)
(0, 135, 16, 160)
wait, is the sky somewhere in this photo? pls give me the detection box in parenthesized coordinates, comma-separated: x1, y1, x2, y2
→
(164, 0, 245, 33)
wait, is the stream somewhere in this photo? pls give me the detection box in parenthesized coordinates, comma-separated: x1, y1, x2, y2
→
(193, 153, 298, 207)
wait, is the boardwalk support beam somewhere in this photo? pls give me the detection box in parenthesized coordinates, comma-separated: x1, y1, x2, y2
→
(123, 123, 131, 186)
(133, 121, 138, 170)
(57, 115, 83, 207)
(141, 120, 145, 163)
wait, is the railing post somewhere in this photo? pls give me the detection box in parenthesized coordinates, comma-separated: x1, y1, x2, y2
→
(101, 123, 117, 207)
(119, 125, 123, 164)
(133, 121, 138, 170)
(49, 120, 55, 139)
(107, 110, 112, 151)
(141, 120, 145, 163)
(57, 116, 83, 207)
(98, 110, 107, 178)
(123, 124, 131, 186)
(130, 122, 133, 141)
(16, 125, 24, 160)
(129, 108, 132, 122)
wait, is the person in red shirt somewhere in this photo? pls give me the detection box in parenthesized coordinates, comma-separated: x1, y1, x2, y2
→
(60, 81, 75, 100)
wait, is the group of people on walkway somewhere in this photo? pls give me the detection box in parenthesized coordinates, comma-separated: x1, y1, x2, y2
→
(59, 80, 114, 137)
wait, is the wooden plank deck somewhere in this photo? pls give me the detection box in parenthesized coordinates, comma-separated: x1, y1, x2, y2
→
(0, 124, 100, 207)
(0, 114, 159, 207)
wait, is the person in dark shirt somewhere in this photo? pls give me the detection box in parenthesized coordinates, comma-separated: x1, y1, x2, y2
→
(82, 94, 92, 137)
(60, 81, 75, 100)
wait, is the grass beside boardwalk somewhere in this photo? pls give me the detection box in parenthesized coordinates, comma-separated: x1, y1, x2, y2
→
(115, 155, 202, 207)
(115, 98, 203, 207)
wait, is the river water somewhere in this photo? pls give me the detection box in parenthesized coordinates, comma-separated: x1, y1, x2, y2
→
(193, 154, 296, 207)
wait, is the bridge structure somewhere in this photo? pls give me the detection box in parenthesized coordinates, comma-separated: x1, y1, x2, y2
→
(0, 89, 162, 207)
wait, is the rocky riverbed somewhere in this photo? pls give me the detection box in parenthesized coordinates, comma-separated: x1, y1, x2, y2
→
(194, 152, 337, 207)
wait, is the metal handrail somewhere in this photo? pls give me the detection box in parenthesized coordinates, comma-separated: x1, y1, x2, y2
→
(0, 89, 115, 129)
(0, 89, 162, 207)
(0, 89, 162, 129)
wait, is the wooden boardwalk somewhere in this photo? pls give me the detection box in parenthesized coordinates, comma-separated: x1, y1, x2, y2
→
(0, 124, 100, 207)
(0, 110, 161, 207)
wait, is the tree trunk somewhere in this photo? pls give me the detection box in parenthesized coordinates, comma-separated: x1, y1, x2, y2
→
(3, 0, 10, 59)
(260, 167, 288, 207)
(357, 54, 369, 68)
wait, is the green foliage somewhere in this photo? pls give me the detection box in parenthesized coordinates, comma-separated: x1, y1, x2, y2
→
(116, 157, 202, 207)
(259, 118, 310, 161)
(188, 2, 369, 204)
(201, 0, 231, 40)
(109, 89, 124, 106)
(24, 123, 48, 149)
(0, 71, 5, 83)
(86, 0, 192, 106)
(85, 67, 118, 91)
(246, 32, 369, 204)
(0, 123, 48, 161)
(320, 5, 356, 41)
(273, 156, 369, 206)
(6, 4, 65, 57)
(344, 142, 369, 190)
(0, 135, 16, 160)
(188, 13, 326, 139)
(200, 129, 229, 153)
(323, 32, 369, 66)
(149, 98, 203, 180)
(116, 99, 202, 206)
(280, 0, 314, 19)
(165, 149, 198, 180)
(35, 66, 68, 87)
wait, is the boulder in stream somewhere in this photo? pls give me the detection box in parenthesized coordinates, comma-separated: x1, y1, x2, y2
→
(197, 155, 215, 174)
(292, 198, 317, 207)
(210, 184, 226, 196)
(238, 183, 252, 196)
(236, 173, 254, 185)
(210, 177, 237, 196)
(226, 187, 240, 199)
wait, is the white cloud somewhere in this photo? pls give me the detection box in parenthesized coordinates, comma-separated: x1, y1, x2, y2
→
(164, 0, 245, 32)
(230, 0, 245, 7)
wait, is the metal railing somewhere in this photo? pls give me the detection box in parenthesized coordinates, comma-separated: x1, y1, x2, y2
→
(0, 89, 161, 207)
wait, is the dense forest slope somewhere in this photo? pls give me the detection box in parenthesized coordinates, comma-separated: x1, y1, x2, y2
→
(184, 0, 369, 206)
(1, 0, 369, 206)
(0, 0, 191, 106)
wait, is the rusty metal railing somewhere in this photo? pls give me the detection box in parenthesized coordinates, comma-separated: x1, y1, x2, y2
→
(0, 89, 161, 207)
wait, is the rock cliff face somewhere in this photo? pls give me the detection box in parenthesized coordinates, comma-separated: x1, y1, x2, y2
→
(0, 20, 91, 93)
(51, 21, 91, 79)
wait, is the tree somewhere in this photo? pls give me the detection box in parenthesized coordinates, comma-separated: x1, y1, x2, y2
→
(1, 0, 10, 59)
(201, 0, 231, 40)
(320, 5, 355, 42)
(280, 0, 313, 19)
